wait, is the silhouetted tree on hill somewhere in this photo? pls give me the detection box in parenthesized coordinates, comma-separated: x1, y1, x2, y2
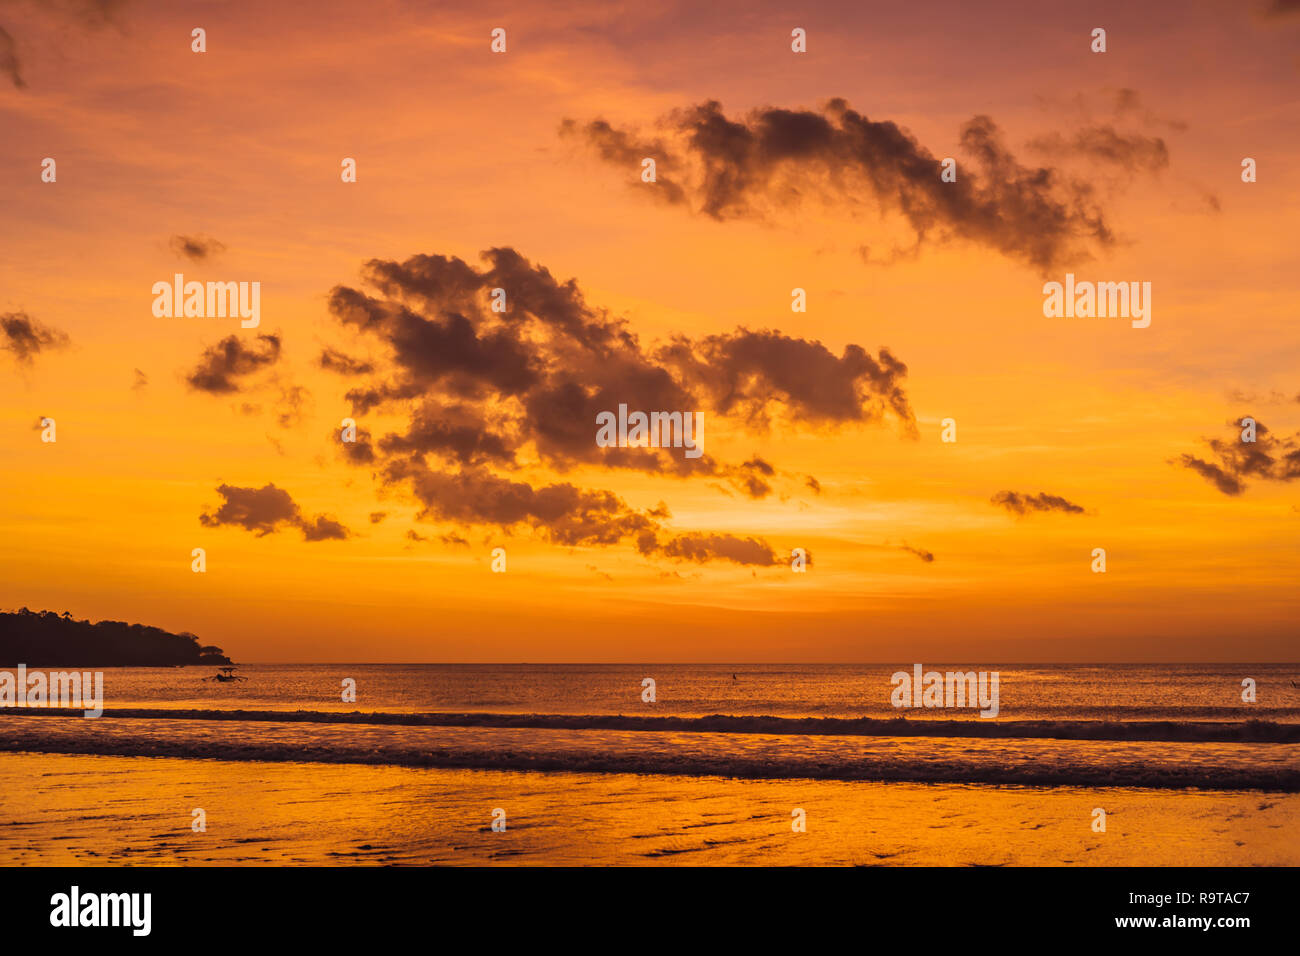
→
(0, 610, 231, 666)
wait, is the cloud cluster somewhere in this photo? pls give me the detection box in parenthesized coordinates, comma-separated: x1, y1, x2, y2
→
(199, 483, 350, 541)
(1177, 418, 1300, 495)
(322, 247, 912, 563)
(991, 490, 1087, 516)
(563, 99, 1126, 273)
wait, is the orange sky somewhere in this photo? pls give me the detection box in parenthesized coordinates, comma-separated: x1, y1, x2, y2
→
(1, 0, 1297, 661)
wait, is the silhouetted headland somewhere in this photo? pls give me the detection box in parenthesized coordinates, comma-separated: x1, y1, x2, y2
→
(0, 608, 230, 666)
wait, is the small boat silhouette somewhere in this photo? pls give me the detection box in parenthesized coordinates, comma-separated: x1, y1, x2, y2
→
(202, 665, 246, 683)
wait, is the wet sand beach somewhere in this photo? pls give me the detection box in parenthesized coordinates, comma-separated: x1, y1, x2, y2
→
(2, 752, 1296, 866)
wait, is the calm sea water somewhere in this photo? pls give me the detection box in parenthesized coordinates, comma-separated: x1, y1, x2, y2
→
(70, 662, 1300, 722)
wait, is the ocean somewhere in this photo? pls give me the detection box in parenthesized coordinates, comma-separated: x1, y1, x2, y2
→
(9, 661, 1300, 719)
(1, 663, 1297, 865)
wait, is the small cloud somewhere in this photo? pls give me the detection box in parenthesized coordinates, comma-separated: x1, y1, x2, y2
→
(643, 532, 780, 566)
(2, 312, 70, 365)
(300, 515, 350, 541)
(169, 234, 226, 262)
(900, 543, 935, 563)
(132, 368, 148, 390)
(199, 483, 350, 541)
(319, 348, 375, 375)
(991, 490, 1087, 516)
(185, 333, 281, 393)
(274, 383, 312, 428)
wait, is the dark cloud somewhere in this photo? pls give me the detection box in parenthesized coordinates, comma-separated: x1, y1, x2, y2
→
(661, 328, 916, 434)
(1, 312, 70, 364)
(373, 457, 781, 565)
(388, 461, 656, 548)
(185, 333, 281, 393)
(368, 511, 387, 524)
(1176, 418, 1300, 495)
(319, 348, 375, 375)
(199, 483, 350, 541)
(1178, 455, 1243, 496)
(642, 532, 779, 567)
(991, 490, 1087, 516)
(299, 514, 349, 541)
(377, 399, 517, 467)
(724, 456, 777, 499)
(169, 234, 226, 262)
(340, 423, 376, 465)
(321, 247, 917, 563)
(564, 99, 1120, 273)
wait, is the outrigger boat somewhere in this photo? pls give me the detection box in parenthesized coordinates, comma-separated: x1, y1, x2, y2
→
(202, 665, 246, 683)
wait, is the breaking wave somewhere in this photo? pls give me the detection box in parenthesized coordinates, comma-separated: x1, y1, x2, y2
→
(4, 706, 1298, 742)
(1, 710, 1297, 790)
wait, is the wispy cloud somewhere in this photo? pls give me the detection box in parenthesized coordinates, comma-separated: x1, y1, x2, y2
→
(991, 490, 1087, 516)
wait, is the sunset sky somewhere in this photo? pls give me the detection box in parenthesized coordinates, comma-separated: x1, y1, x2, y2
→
(1, 0, 1297, 662)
